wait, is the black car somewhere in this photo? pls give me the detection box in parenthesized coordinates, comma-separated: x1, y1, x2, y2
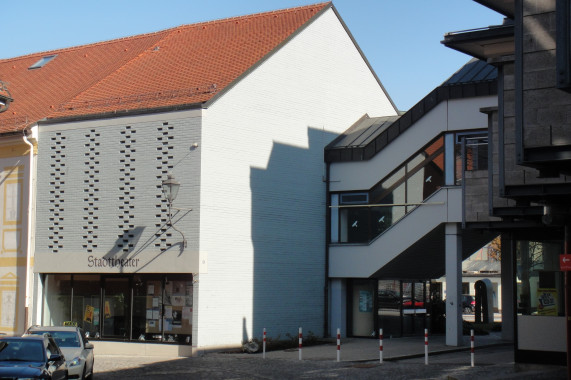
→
(0, 334, 68, 379)
(462, 294, 475, 313)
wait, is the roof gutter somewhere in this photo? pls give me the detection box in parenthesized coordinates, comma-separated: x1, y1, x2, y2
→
(41, 102, 204, 125)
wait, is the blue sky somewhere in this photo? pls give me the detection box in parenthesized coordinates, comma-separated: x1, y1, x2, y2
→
(2, 1, 502, 111)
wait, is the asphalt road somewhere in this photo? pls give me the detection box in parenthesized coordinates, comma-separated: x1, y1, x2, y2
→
(93, 345, 567, 379)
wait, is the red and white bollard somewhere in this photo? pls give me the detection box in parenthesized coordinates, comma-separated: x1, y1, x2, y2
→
(298, 327, 303, 360)
(424, 328, 429, 365)
(336, 328, 341, 362)
(470, 329, 475, 367)
(263, 328, 266, 359)
(379, 328, 383, 364)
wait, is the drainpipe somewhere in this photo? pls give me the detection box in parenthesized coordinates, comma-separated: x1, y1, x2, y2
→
(22, 127, 36, 331)
(324, 162, 331, 338)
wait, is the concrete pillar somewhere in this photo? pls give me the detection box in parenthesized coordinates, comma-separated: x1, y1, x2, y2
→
(500, 233, 514, 341)
(329, 278, 347, 338)
(445, 223, 463, 346)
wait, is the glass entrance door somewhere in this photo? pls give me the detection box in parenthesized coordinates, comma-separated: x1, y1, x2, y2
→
(402, 281, 428, 336)
(102, 277, 130, 339)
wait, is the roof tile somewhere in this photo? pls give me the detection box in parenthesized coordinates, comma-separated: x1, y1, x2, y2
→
(0, 2, 330, 133)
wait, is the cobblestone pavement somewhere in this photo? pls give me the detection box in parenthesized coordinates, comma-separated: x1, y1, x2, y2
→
(94, 346, 567, 379)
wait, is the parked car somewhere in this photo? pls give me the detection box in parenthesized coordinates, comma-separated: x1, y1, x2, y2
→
(27, 326, 94, 379)
(0, 334, 68, 379)
(378, 290, 400, 309)
(462, 294, 475, 313)
(402, 297, 425, 308)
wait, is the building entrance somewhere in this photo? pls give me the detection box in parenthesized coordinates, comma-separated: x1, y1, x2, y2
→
(377, 280, 430, 337)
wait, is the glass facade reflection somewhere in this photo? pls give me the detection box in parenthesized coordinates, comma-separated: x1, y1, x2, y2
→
(42, 274, 193, 343)
(516, 240, 564, 316)
(335, 136, 445, 243)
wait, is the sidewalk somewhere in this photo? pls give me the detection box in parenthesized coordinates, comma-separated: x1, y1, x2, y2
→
(259, 332, 509, 362)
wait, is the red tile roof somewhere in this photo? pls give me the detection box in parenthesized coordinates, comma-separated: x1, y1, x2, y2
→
(0, 2, 330, 134)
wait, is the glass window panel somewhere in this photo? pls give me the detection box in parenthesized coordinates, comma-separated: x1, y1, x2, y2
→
(132, 275, 164, 342)
(455, 132, 488, 185)
(465, 137, 488, 171)
(422, 153, 444, 197)
(516, 240, 564, 316)
(43, 274, 71, 326)
(406, 153, 425, 172)
(406, 170, 424, 212)
(163, 274, 193, 343)
(370, 168, 405, 204)
(103, 278, 129, 338)
(339, 207, 369, 243)
(71, 275, 100, 337)
(377, 280, 402, 337)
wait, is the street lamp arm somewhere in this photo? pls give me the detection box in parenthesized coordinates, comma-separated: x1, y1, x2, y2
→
(167, 203, 187, 248)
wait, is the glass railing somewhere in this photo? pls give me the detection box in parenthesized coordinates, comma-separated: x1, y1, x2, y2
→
(335, 136, 445, 244)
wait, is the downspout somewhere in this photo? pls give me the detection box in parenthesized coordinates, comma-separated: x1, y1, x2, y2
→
(324, 161, 331, 338)
(22, 127, 36, 331)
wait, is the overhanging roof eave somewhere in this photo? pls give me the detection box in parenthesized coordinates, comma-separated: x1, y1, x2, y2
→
(442, 25, 515, 60)
(474, 0, 515, 18)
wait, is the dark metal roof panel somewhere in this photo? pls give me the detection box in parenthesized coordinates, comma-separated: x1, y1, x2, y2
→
(443, 58, 497, 86)
(327, 115, 398, 149)
(325, 59, 497, 163)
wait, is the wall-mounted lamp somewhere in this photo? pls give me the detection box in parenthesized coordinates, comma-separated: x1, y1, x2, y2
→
(161, 173, 187, 248)
(0, 80, 13, 113)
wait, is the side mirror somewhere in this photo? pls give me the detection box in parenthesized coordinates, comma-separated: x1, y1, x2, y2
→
(84, 342, 94, 349)
(48, 354, 63, 362)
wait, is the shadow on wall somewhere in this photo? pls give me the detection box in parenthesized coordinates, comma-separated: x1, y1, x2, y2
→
(250, 127, 337, 342)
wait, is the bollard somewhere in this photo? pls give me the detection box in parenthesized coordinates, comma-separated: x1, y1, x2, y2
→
(379, 328, 383, 364)
(336, 328, 340, 362)
(471, 329, 474, 367)
(263, 328, 266, 359)
(299, 327, 303, 360)
(424, 328, 428, 365)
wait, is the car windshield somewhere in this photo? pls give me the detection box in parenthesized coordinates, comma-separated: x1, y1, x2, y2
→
(29, 331, 80, 348)
(0, 340, 44, 362)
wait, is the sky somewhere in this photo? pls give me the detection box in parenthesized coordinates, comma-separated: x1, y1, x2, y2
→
(1, 1, 503, 111)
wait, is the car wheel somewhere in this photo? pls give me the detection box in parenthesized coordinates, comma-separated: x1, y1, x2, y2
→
(81, 366, 87, 380)
(463, 307, 472, 314)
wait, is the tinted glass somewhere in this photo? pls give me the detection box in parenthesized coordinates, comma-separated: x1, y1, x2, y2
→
(29, 331, 80, 348)
(0, 340, 44, 362)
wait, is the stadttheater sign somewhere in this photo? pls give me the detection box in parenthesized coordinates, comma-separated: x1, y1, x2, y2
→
(87, 255, 140, 268)
(34, 250, 204, 274)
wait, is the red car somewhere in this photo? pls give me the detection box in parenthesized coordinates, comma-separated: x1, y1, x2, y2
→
(402, 297, 425, 308)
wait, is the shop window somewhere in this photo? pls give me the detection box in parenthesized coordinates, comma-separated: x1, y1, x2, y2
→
(162, 275, 193, 343)
(43, 275, 72, 326)
(516, 240, 564, 316)
(42, 274, 193, 344)
(71, 275, 100, 338)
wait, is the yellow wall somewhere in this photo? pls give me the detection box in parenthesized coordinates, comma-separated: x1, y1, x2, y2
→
(0, 137, 35, 333)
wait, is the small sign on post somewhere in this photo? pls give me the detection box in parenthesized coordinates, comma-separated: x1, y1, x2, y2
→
(561, 254, 571, 271)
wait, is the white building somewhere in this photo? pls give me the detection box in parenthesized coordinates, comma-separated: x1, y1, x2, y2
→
(325, 59, 500, 345)
(0, 3, 397, 353)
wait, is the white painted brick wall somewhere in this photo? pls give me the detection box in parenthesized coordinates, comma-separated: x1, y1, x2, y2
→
(194, 8, 396, 348)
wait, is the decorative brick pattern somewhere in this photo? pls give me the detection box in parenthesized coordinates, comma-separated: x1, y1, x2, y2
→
(155, 122, 174, 252)
(82, 129, 101, 253)
(117, 126, 137, 253)
(47, 132, 66, 253)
